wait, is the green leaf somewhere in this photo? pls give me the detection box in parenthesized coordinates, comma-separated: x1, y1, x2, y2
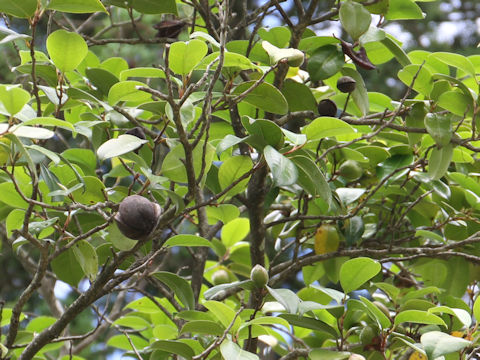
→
(385, 0, 424, 20)
(97, 135, 148, 161)
(339, 0, 371, 41)
(266, 286, 300, 314)
(108, 81, 152, 105)
(108, 334, 148, 351)
(46, 30, 88, 72)
(221, 218, 250, 248)
(68, 176, 105, 204)
(394, 310, 446, 327)
(428, 143, 453, 180)
(132, 0, 177, 15)
(203, 300, 242, 333)
(303, 117, 356, 140)
(307, 45, 344, 81)
(119, 67, 165, 81)
(340, 257, 381, 293)
(72, 240, 98, 281)
(430, 52, 476, 79)
(424, 113, 452, 148)
(474, 296, 480, 324)
(309, 349, 351, 360)
(85, 68, 119, 96)
(279, 314, 338, 337)
(0, 86, 30, 116)
(220, 339, 259, 360)
(164, 234, 212, 248)
(46, 0, 107, 13)
(359, 296, 392, 329)
(243, 118, 284, 149)
(281, 79, 317, 113)
(196, 52, 258, 71)
(428, 306, 471, 328)
(154, 272, 195, 310)
(264, 145, 298, 187)
(218, 156, 252, 197)
(233, 81, 288, 115)
(290, 155, 331, 201)
(113, 315, 151, 330)
(169, 40, 208, 75)
(180, 320, 224, 336)
(206, 204, 240, 225)
(398, 64, 433, 96)
(0, 0, 36, 18)
(380, 36, 411, 67)
(421, 331, 470, 359)
(437, 91, 474, 117)
(258, 27, 291, 48)
(20, 117, 75, 132)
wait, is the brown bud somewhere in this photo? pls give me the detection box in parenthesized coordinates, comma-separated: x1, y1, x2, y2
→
(250, 264, 269, 288)
(114, 195, 161, 240)
(317, 99, 337, 117)
(337, 76, 356, 93)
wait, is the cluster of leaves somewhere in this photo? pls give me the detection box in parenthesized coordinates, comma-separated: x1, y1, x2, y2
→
(1, 0, 480, 359)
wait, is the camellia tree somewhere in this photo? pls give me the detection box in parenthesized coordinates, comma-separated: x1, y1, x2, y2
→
(1, 0, 480, 359)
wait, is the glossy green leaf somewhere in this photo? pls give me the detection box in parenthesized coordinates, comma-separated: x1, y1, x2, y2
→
(108, 81, 152, 105)
(108, 334, 148, 351)
(180, 320, 224, 336)
(154, 272, 195, 310)
(221, 218, 250, 248)
(398, 64, 433, 96)
(46, 0, 107, 13)
(0, 0, 36, 18)
(97, 135, 148, 161)
(290, 155, 331, 201)
(340, 257, 381, 293)
(0, 86, 30, 116)
(279, 314, 337, 337)
(421, 331, 470, 359)
(424, 113, 452, 148)
(394, 310, 446, 326)
(233, 81, 288, 115)
(359, 296, 392, 329)
(266, 286, 300, 314)
(303, 117, 356, 140)
(258, 27, 291, 48)
(218, 156, 253, 197)
(385, 0, 424, 20)
(307, 45, 344, 81)
(46, 30, 88, 72)
(430, 52, 476, 79)
(119, 67, 165, 81)
(169, 40, 208, 75)
(132, 0, 177, 14)
(309, 349, 351, 360)
(203, 300, 242, 333)
(428, 143, 453, 180)
(281, 79, 317, 113)
(264, 145, 298, 187)
(339, 0, 371, 41)
(164, 234, 212, 248)
(220, 339, 259, 360)
(72, 240, 98, 281)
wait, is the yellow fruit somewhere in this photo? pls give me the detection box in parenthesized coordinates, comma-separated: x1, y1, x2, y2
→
(314, 224, 340, 255)
(408, 352, 427, 360)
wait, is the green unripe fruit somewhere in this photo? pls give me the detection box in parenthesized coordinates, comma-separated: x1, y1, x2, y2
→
(317, 99, 337, 117)
(360, 325, 376, 345)
(339, 160, 363, 181)
(337, 76, 356, 93)
(250, 264, 269, 288)
(212, 269, 230, 285)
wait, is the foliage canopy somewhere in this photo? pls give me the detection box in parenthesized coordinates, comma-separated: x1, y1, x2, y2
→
(0, 1, 480, 360)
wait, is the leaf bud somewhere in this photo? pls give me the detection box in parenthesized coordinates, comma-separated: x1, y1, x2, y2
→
(114, 195, 161, 240)
(337, 76, 356, 93)
(250, 264, 269, 288)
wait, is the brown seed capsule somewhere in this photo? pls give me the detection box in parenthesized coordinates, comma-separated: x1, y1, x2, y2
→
(153, 20, 186, 38)
(114, 195, 161, 240)
(337, 76, 357, 93)
(317, 99, 338, 117)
